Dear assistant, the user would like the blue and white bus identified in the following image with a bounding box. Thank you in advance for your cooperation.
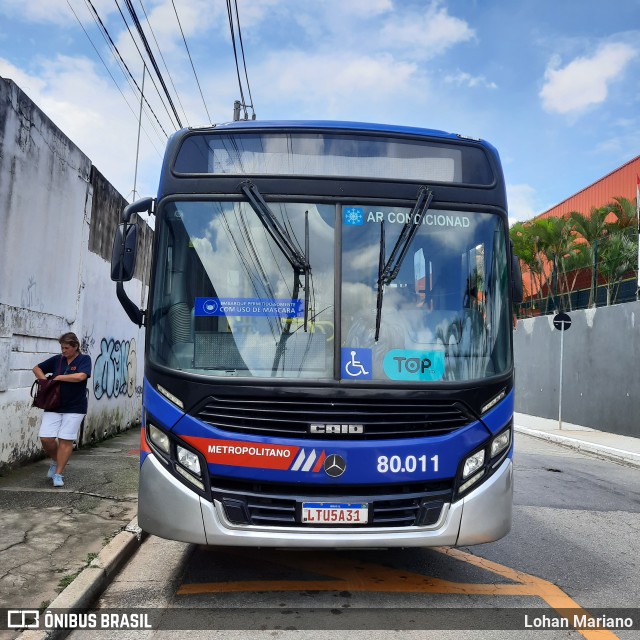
[112,120,522,547]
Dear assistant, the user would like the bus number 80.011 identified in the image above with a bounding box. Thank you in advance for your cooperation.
[377,454,439,474]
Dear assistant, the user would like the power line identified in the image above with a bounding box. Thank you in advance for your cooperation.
[113,0,183,133]
[232,0,255,119]
[123,0,183,129]
[66,0,163,155]
[226,0,255,120]
[170,0,212,124]
[137,0,190,127]
[82,0,170,138]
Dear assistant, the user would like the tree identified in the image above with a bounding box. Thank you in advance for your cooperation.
[530,216,576,311]
[561,243,590,310]
[606,196,638,237]
[509,222,539,315]
[568,207,610,307]
[599,232,636,305]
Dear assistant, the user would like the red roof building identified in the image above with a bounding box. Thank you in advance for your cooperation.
[536,155,640,221]
[518,155,640,311]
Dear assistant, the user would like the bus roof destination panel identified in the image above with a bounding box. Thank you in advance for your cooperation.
[173,131,494,186]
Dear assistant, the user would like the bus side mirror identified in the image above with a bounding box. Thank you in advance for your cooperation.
[111,223,138,282]
[511,253,523,304]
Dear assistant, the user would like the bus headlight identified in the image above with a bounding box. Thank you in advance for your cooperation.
[149,424,170,455]
[456,424,512,497]
[145,419,208,494]
[177,445,201,476]
[176,445,204,490]
[462,449,485,479]
[491,429,511,458]
[458,449,486,495]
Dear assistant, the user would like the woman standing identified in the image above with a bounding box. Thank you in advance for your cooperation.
[32,332,92,487]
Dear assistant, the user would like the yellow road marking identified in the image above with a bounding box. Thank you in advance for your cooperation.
[439,548,618,640]
[177,547,619,639]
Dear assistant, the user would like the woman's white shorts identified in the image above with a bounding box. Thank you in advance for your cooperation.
[39,412,84,441]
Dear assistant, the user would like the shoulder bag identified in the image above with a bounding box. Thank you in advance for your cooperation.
[31,356,63,411]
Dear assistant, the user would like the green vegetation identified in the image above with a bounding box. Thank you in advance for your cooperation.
[57,573,78,590]
[56,552,101,591]
[510,196,639,316]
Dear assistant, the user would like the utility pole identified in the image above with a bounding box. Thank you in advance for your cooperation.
[132,66,146,202]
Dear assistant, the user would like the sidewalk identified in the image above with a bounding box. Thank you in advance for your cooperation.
[1,415,639,640]
[0,427,141,640]
[514,412,640,469]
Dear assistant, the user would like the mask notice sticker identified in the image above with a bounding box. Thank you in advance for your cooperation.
[194,297,303,317]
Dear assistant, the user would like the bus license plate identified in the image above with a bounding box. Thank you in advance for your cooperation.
[301,502,368,524]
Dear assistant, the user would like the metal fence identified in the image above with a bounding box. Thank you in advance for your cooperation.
[516,277,638,317]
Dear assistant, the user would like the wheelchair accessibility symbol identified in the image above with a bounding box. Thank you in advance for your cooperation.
[341,348,372,380]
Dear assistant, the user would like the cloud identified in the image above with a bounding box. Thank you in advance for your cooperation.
[507,184,538,224]
[273,0,473,63]
[256,51,419,118]
[444,71,497,90]
[0,58,46,96]
[540,42,637,115]
[0,0,115,25]
[379,1,475,60]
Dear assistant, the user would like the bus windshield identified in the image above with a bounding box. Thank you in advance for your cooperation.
[149,200,510,382]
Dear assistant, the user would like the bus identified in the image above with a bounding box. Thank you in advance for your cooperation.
[111,120,523,548]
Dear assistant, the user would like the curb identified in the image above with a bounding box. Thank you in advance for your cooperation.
[16,518,146,640]
[515,426,640,469]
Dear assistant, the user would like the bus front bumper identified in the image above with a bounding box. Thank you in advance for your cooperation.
[138,453,512,547]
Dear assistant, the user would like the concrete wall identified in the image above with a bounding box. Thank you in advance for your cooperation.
[0,78,152,469]
[514,301,640,437]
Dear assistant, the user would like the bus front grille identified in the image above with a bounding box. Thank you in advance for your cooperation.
[196,395,473,439]
[213,480,452,528]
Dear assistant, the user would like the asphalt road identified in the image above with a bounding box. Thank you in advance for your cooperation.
[66,432,640,639]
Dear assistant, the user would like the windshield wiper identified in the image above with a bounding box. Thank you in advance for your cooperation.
[375,186,433,341]
[375,220,386,341]
[241,181,310,275]
[240,182,314,375]
[241,181,312,339]
[304,210,310,332]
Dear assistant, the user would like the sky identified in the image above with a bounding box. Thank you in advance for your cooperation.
[0,0,639,224]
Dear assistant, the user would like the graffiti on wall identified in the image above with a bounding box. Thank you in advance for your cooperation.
[81,330,96,356]
[93,337,137,399]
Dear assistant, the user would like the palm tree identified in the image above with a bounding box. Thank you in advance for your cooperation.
[607,196,638,237]
[561,243,590,310]
[568,207,610,307]
[604,196,639,300]
[599,232,636,305]
[509,222,538,316]
[530,216,575,311]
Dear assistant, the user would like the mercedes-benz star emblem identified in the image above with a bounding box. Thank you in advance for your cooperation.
[323,454,346,478]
